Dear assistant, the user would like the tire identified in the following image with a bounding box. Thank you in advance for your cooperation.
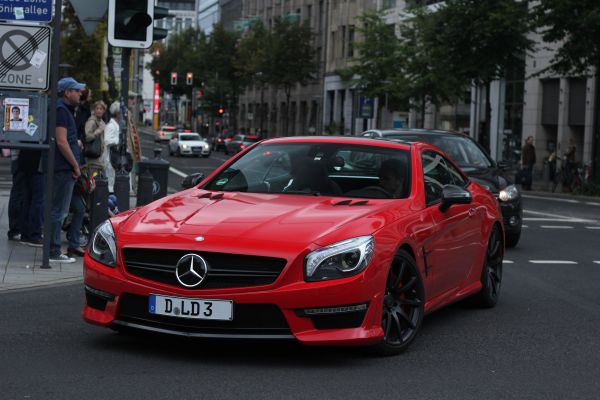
[176,148,182,157]
[505,230,520,248]
[470,225,503,308]
[371,249,425,356]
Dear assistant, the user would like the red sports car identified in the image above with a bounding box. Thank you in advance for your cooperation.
[83,136,504,355]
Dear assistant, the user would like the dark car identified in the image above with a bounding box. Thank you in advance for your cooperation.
[363,128,522,247]
[212,132,235,152]
[225,134,260,155]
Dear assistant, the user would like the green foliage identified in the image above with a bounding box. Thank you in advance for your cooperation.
[60,1,104,96]
[533,0,600,75]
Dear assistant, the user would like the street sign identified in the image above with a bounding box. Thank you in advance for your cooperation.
[0,23,51,91]
[69,0,108,37]
[358,96,375,119]
[0,0,53,23]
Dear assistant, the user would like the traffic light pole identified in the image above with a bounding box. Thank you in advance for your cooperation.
[115,47,132,212]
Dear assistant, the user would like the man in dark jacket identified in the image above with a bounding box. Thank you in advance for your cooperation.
[521,136,536,190]
[48,77,85,263]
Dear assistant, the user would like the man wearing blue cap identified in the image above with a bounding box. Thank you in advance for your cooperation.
[48,77,85,263]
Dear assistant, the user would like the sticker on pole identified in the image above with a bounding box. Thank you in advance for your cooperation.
[0,23,51,91]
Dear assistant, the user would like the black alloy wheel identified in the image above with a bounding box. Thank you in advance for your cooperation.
[470,224,503,308]
[373,250,424,356]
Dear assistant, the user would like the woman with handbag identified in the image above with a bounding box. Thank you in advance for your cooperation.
[83,100,107,177]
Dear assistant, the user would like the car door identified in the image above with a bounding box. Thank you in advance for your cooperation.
[421,150,482,298]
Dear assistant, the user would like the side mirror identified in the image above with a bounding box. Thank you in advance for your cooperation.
[439,184,472,212]
[181,173,205,189]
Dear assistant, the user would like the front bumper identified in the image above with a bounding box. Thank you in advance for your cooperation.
[82,254,385,346]
[499,197,522,234]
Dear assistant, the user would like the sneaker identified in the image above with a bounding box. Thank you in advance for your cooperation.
[21,238,44,248]
[49,254,76,263]
[67,247,86,257]
[8,233,21,241]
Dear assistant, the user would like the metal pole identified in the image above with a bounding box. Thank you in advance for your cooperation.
[593,69,600,183]
[41,0,63,269]
[115,47,131,212]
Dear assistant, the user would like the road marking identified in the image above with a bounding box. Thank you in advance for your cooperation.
[523,209,597,223]
[586,226,600,230]
[169,165,187,178]
[539,225,574,229]
[502,260,514,264]
[529,260,578,264]
[585,202,600,206]
[522,225,528,228]
[522,194,579,203]
[594,261,600,264]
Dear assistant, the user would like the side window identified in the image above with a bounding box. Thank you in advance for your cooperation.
[422,150,454,205]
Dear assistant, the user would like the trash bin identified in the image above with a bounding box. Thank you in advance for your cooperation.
[138,149,170,202]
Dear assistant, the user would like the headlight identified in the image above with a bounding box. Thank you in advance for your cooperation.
[304,236,374,282]
[499,184,520,202]
[182,144,189,149]
[89,220,117,267]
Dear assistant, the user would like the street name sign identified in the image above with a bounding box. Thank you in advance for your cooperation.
[0,0,53,23]
[0,23,51,91]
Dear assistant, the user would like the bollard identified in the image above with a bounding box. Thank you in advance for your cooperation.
[136,168,154,206]
[138,153,170,201]
[90,172,109,233]
[114,169,130,212]
[153,148,163,159]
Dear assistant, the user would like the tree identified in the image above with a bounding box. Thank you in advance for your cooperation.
[60,1,104,98]
[268,17,318,135]
[401,0,534,141]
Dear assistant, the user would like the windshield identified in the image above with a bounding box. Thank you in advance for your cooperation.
[204,142,411,199]
[385,134,493,171]
[180,134,201,141]
[244,136,259,143]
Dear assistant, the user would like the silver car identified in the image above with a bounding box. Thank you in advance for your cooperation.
[168,132,211,157]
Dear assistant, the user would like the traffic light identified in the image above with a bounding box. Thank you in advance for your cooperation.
[170,72,177,85]
[108,0,154,48]
[186,72,193,86]
[153,6,170,41]
[218,107,225,116]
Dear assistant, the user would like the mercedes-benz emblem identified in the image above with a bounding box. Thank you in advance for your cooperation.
[175,254,208,288]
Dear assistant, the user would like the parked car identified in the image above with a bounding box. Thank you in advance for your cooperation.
[362,128,522,247]
[155,125,177,142]
[224,134,260,155]
[212,132,235,152]
[168,132,211,157]
[84,136,504,355]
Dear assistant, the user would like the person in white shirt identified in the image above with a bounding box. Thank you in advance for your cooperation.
[104,102,121,192]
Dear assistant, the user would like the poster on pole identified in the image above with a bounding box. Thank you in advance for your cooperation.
[4,97,29,132]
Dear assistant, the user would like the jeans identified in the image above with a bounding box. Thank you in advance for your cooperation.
[8,160,24,238]
[49,171,75,257]
[68,192,86,249]
[19,172,45,242]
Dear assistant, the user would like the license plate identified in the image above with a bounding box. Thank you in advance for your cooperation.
[149,294,233,321]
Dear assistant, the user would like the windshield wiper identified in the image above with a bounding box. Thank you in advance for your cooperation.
[282,190,321,196]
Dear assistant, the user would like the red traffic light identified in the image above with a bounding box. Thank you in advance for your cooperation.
[218,107,224,115]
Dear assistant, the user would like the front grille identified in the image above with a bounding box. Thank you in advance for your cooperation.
[122,248,287,289]
[116,293,292,337]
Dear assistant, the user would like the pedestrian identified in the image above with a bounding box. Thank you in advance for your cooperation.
[17,147,44,247]
[521,136,536,190]
[48,77,85,264]
[83,100,107,177]
[127,92,142,192]
[104,101,121,192]
[7,149,23,241]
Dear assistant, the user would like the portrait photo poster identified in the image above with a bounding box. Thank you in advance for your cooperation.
[4,98,30,132]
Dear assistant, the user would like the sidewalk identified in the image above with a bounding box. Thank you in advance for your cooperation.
[0,191,83,292]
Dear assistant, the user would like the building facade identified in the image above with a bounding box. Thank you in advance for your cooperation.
[236,0,329,137]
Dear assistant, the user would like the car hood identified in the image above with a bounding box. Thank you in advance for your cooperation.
[120,190,402,247]
[465,167,511,194]
[178,140,207,146]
